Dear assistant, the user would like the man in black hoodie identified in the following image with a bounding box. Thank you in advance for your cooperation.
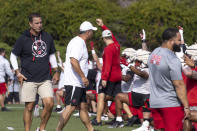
[10,13,59,131]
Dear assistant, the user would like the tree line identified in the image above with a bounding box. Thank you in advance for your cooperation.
[0,0,197,56]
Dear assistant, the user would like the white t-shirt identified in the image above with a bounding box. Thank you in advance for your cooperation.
[64,36,88,88]
[121,65,133,93]
[132,68,150,94]
[58,71,65,89]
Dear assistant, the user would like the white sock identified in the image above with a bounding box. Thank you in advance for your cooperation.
[57,105,61,108]
[116,116,123,122]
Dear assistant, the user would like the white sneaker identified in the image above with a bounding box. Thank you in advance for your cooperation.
[73,111,91,117]
[132,120,150,131]
[101,115,109,121]
[35,127,46,131]
[88,112,92,117]
[34,105,40,117]
[73,112,80,117]
[35,127,40,131]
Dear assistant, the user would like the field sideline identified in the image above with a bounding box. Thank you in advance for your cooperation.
[0,104,139,131]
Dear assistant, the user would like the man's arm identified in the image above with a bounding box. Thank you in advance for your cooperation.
[122,74,132,82]
[173,80,190,119]
[140,29,148,51]
[96,18,118,43]
[49,53,59,84]
[90,41,102,71]
[10,52,27,85]
[70,57,89,87]
[129,66,149,79]
[183,55,197,79]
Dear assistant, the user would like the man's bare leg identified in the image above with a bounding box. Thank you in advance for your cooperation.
[91,100,97,113]
[79,102,94,131]
[56,90,63,106]
[56,105,76,131]
[96,93,105,122]
[115,93,130,117]
[123,103,133,118]
[24,102,35,131]
[0,94,5,108]
[39,97,54,130]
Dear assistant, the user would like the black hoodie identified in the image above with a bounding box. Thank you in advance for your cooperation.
[12,30,56,82]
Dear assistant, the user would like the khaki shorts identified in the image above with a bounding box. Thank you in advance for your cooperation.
[21,80,53,102]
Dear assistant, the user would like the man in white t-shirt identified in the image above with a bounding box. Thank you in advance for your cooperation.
[56,21,97,131]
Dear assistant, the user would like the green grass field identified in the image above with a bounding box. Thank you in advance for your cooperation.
[0,104,139,131]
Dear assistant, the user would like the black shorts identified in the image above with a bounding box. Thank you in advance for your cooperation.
[132,91,149,107]
[8,92,19,102]
[64,85,87,106]
[98,81,121,97]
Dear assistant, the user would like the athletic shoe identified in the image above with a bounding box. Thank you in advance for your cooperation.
[35,127,46,131]
[73,112,80,117]
[55,107,63,114]
[1,107,10,112]
[132,120,150,131]
[125,115,138,126]
[108,121,124,128]
[34,105,40,117]
[101,115,109,121]
[88,112,92,117]
[91,118,102,126]
[105,118,116,125]
[73,111,91,117]
[90,111,97,116]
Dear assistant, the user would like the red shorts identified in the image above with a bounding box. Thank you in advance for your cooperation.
[108,93,136,116]
[0,83,7,95]
[151,107,184,131]
[109,101,116,115]
[87,90,97,94]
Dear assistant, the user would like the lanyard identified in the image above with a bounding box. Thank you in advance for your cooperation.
[30,32,42,61]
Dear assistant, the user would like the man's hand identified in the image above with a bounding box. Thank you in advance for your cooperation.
[184,55,195,67]
[122,75,132,82]
[96,18,104,27]
[17,73,27,86]
[52,72,59,84]
[102,80,107,88]
[57,51,60,57]
[7,80,13,86]
[183,66,193,77]
[82,77,89,87]
[140,29,146,41]
[184,108,191,119]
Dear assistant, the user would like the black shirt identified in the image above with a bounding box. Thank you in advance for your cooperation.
[12,30,56,82]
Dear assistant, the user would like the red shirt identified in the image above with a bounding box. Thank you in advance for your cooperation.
[182,67,197,106]
[101,25,122,82]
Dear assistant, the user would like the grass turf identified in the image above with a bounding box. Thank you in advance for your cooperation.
[0,104,139,131]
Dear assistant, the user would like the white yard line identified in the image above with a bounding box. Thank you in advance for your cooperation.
[7,106,24,109]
